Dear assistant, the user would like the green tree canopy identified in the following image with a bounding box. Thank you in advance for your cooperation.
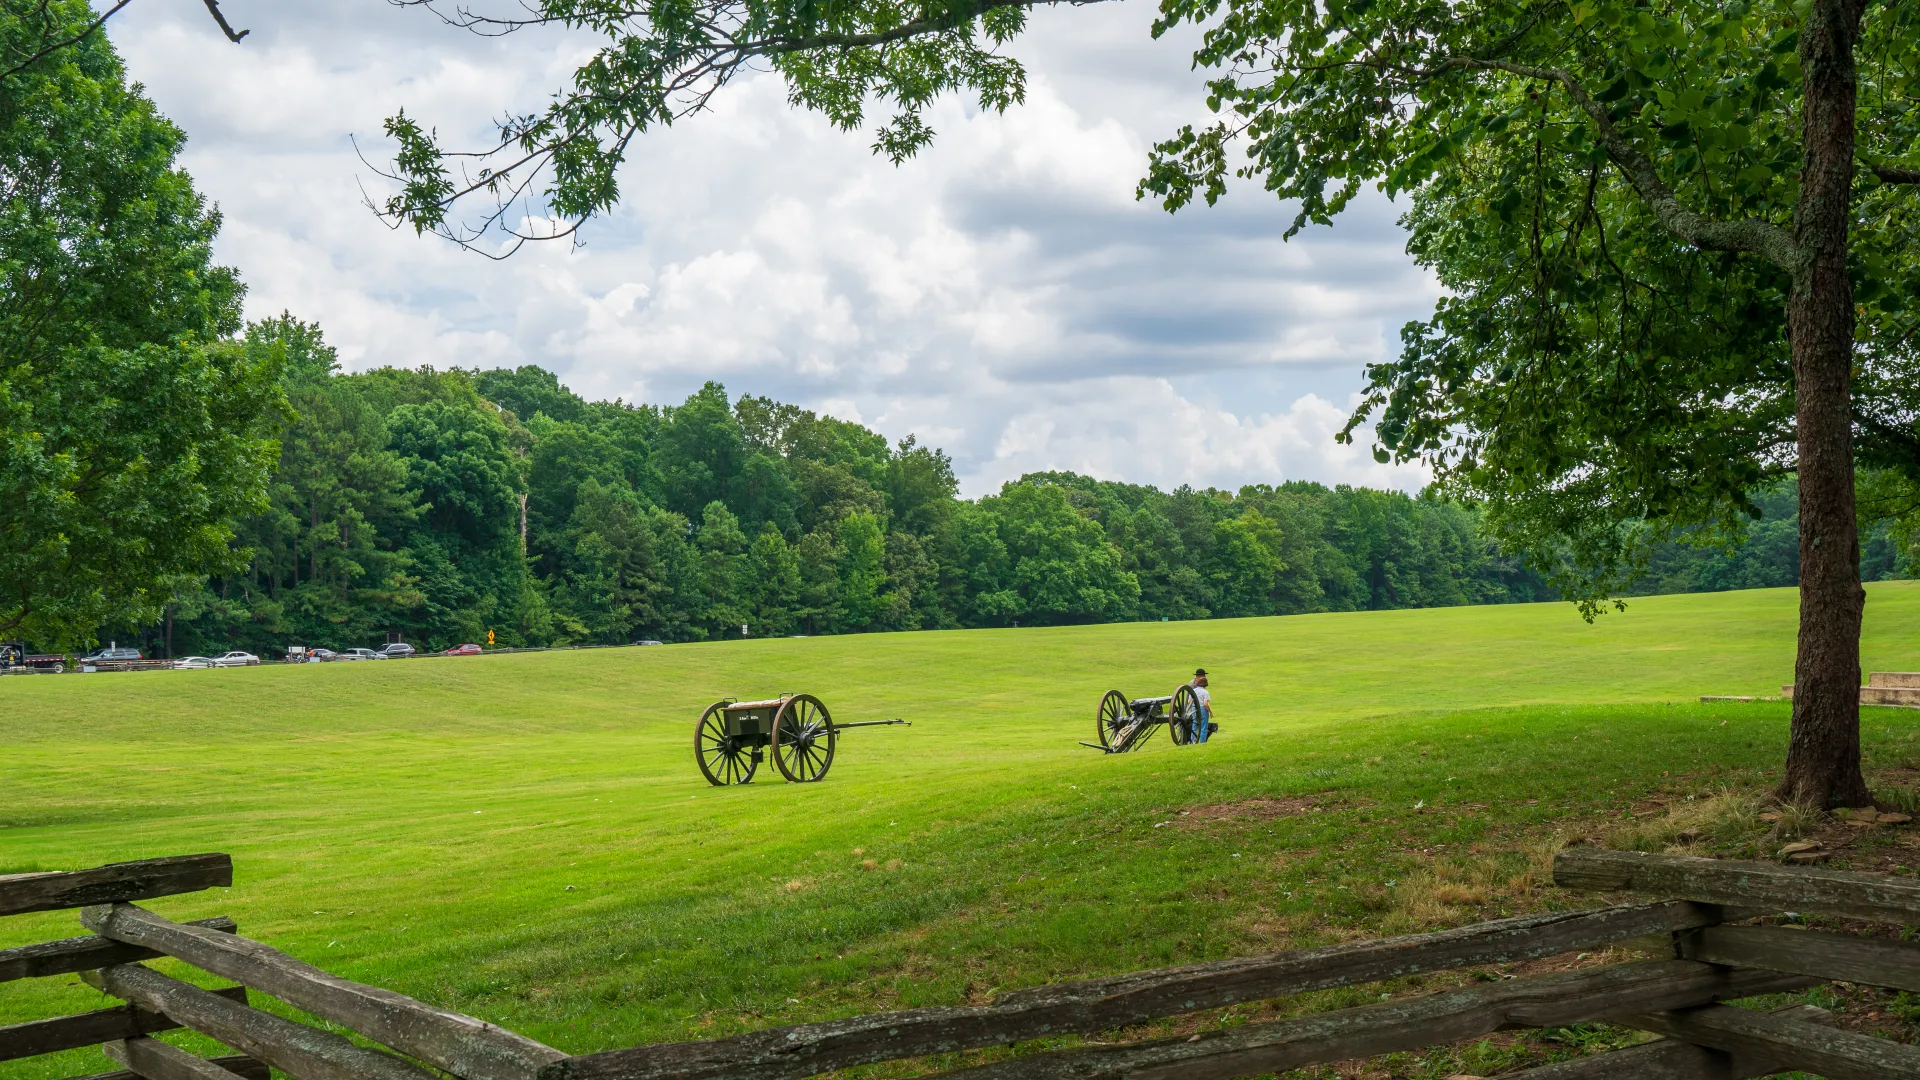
[0,3,283,647]
[387,400,520,550]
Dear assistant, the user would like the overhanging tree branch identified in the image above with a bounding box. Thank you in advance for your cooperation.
[1865,159,1920,184]
[1,0,247,86]
[371,0,1111,252]
[199,0,249,42]
[1446,57,1802,272]
[0,0,133,83]
[398,0,1095,51]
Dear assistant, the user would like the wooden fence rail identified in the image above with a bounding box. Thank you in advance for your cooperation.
[3,848,1917,1080]
[0,856,231,919]
[78,903,562,1080]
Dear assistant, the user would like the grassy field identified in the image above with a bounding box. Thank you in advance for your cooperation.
[5,583,1920,1078]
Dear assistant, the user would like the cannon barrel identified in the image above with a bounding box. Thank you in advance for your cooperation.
[724,696,789,711]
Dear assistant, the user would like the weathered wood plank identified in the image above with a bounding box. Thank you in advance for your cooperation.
[1680,924,1920,991]
[911,961,1813,1080]
[83,903,563,1080]
[1622,1002,1920,1080]
[0,986,249,1062]
[546,901,1724,1080]
[64,1055,269,1080]
[82,964,437,1080]
[1499,1040,1733,1080]
[1499,1003,1835,1079]
[1554,847,1920,923]
[0,856,232,918]
[0,918,237,983]
[105,1038,258,1080]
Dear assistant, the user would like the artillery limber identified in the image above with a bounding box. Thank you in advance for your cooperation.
[1081,685,1206,753]
[694,693,909,785]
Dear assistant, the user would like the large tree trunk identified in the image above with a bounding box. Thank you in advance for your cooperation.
[1777,0,1871,809]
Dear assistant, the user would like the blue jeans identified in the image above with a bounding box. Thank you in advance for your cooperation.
[1192,704,1211,743]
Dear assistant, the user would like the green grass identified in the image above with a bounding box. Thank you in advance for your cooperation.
[5,583,1920,1078]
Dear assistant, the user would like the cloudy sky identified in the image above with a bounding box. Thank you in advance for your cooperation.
[111,0,1439,497]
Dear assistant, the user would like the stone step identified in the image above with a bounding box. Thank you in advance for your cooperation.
[1780,682,1920,708]
[1869,671,1920,689]
[1865,685,1920,707]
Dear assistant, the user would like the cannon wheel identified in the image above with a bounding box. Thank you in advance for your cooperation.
[695,700,757,786]
[1170,684,1199,745]
[1096,690,1130,749]
[773,694,837,782]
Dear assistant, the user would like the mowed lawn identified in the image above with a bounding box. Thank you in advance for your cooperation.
[5,583,1920,1078]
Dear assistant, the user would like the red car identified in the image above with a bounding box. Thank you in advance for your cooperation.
[444,643,483,656]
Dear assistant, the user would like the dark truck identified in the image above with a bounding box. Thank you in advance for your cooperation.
[0,642,68,674]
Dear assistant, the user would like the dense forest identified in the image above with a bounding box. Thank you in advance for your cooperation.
[88,317,1906,658]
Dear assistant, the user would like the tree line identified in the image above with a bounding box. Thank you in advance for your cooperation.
[1630,479,1911,598]
[93,317,1882,659]
[147,316,1551,655]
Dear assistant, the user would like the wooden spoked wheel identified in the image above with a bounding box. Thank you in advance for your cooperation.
[1169,685,1200,745]
[772,694,837,782]
[1097,690,1129,749]
[695,700,757,786]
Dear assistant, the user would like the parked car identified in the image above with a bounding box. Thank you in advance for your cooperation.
[376,643,416,658]
[307,648,338,663]
[174,656,215,669]
[444,643,483,656]
[212,651,260,667]
[339,648,386,661]
[632,640,664,646]
[84,644,142,663]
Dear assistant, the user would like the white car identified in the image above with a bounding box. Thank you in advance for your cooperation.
[212,650,260,667]
[174,656,215,669]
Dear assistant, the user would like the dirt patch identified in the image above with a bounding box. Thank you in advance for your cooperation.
[1174,796,1323,827]
[1754,814,1920,875]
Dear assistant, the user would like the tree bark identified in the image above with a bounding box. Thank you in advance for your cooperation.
[1777,0,1872,809]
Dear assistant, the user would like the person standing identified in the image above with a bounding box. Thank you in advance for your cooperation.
[1189,668,1214,743]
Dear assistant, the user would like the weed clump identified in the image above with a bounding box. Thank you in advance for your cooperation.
[1764,800,1823,842]
[1604,790,1760,854]
[1380,860,1500,933]
[1875,785,1920,815]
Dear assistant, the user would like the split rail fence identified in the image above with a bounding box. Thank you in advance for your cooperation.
[4,849,1920,1080]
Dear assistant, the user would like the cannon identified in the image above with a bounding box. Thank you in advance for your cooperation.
[1080,685,1207,753]
[694,694,909,785]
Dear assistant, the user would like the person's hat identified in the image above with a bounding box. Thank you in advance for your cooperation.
[1194,668,1208,676]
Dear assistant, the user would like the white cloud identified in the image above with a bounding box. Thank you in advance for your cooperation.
[111,0,1440,498]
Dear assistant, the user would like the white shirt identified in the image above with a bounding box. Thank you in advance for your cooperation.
[1193,686,1210,708]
